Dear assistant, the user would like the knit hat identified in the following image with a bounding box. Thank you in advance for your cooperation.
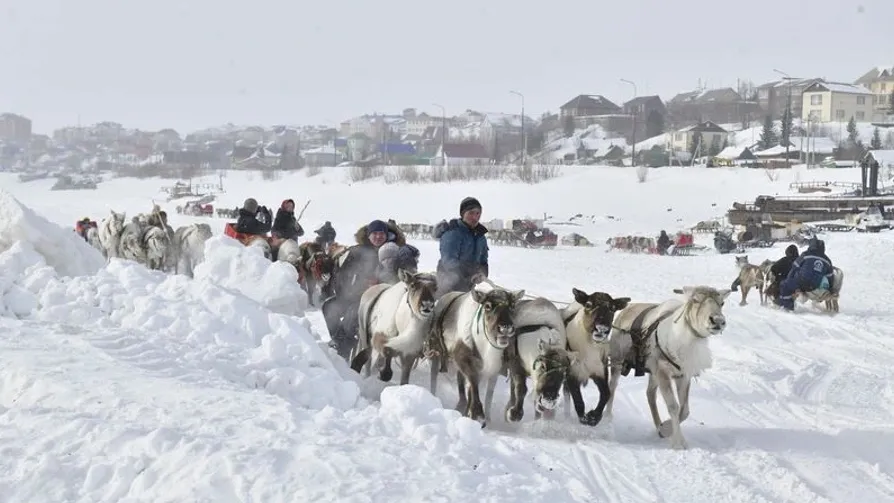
[367,219,388,235]
[459,197,481,216]
[378,242,400,263]
[243,198,259,213]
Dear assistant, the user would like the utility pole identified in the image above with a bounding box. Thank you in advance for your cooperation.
[433,103,446,166]
[773,69,792,169]
[510,90,526,166]
[621,78,638,166]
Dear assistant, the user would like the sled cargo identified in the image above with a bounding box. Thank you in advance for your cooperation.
[224,222,272,246]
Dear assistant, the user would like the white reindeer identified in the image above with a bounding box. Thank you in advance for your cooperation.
[428,283,525,426]
[606,286,730,449]
[97,210,126,259]
[172,223,213,277]
[352,270,438,385]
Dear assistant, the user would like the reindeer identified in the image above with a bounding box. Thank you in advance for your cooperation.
[734,255,765,305]
[481,296,573,423]
[98,210,126,259]
[351,270,438,385]
[427,284,525,426]
[561,288,630,426]
[278,240,334,306]
[606,286,730,449]
[171,223,213,277]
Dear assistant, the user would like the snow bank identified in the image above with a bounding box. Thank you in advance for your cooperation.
[0,231,359,412]
[194,235,308,315]
[0,188,105,277]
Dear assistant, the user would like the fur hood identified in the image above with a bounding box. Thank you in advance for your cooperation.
[354,220,406,246]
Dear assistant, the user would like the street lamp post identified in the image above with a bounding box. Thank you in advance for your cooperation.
[432,103,446,166]
[621,79,638,166]
[773,68,792,169]
[510,90,526,166]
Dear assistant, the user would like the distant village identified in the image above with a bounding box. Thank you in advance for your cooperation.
[3,65,894,183]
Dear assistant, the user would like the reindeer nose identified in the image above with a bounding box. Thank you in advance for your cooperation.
[420,300,434,313]
[709,314,726,329]
[497,324,515,336]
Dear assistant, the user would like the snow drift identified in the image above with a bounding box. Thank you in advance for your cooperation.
[0,188,106,277]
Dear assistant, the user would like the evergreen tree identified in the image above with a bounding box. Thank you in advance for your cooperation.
[645,110,665,138]
[759,115,778,150]
[780,108,793,145]
[689,131,703,157]
[846,116,860,146]
[871,127,883,150]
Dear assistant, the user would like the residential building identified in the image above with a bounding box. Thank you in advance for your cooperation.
[479,112,537,161]
[800,82,873,122]
[304,145,344,167]
[622,95,667,139]
[0,113,33,144]
[756,78,824,119]
[667,121,728,154]
[854,66,894,121]
[666,88,758,127]
[560,95,622,118]
[405,112,444,136]
[433,143,490,167]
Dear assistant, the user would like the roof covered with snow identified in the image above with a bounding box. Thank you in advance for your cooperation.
[804,82,873,95]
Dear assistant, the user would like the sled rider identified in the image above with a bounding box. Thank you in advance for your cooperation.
[272,199,305,241]
[323,219,406,359]
[776,238,833,311]
[656,230,672,255]
[435,196,489,297]
[377,241,421,284]
[314,221,337,251]
[76,217,93,241]
[235,198,272,236]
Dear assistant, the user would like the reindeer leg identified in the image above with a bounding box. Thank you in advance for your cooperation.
[454,371,468,414]
[379,351,394,382]
[467,378,486,425]
[739,285,750,306]
[583,371,611,426]
[504,369,526,423]
[674,376,692,423]
[646,373,663,432]
[398,353,415,385]
[564,375,590,425]
[483,375,498,421]
[656,373,687,449]
[428,355,440,394]
[604,364,622,421]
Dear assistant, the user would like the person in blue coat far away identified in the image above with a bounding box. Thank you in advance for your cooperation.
[776,237,833,311]
[435,196,490,297]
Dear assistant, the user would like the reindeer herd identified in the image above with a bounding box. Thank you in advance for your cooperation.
[86,207,213,277]
[347,266,734,450]
[84,206,337,305]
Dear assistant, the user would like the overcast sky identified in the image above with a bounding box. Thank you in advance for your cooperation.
[2,0,891,134]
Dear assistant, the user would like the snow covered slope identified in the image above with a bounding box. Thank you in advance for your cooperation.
[1,166,893,502]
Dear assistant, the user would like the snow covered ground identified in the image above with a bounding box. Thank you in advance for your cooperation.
[2,166,894,502]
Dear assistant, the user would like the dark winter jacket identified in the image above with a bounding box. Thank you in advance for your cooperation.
[315,222,337,244]
[272,200,304,240]
[769,244,800,282]
[235,207,272,235]
[332,221,407,302]
[657,231,671,252]
[436,218,489,294]
[787,240,833,290]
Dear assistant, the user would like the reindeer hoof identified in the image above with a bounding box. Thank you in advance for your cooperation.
[505,408,524,423]
[657,419,674,438]
[580,409,603,426]
[739,301,747,306]
[378,367,393,382]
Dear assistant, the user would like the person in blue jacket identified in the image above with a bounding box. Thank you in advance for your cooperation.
[776,237,833,311]
[435,197,489,296]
